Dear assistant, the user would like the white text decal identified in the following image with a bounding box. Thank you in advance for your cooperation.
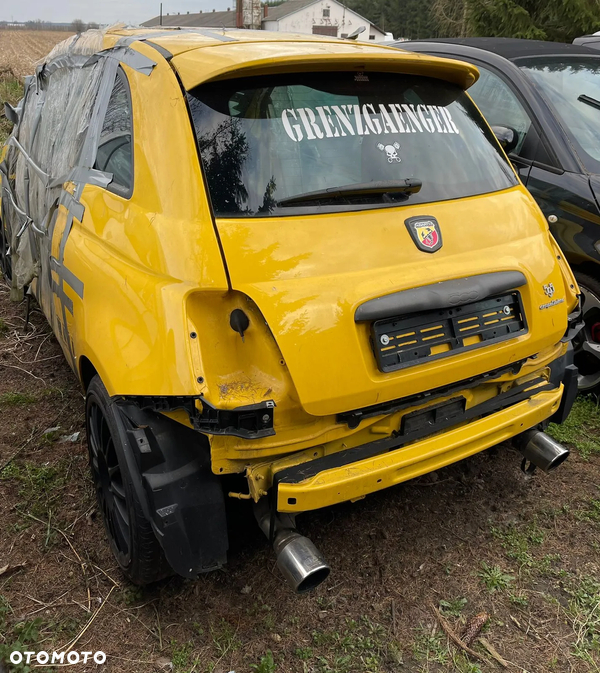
[281,103,459,142]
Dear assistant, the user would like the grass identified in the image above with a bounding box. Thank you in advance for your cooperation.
[566,576,600,662]
[548,396,600,458]
[300,616,394,672]
[0,391,37,406]
[490,520,546,570]
[577,498,600,523]
[1,459,67,526]
[0,75,23,145]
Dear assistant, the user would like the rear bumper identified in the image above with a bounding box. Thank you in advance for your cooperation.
[275,384,563,513]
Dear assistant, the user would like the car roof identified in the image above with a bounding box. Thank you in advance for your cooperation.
[397,37,600,61]
[98,27,479,91]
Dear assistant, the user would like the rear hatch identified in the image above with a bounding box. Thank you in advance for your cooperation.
[181,56,568,416]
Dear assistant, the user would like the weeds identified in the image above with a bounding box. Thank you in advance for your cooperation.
[452,652,484,673]
[210,618,240,658]
[439,597,467,618]
[295,647,313,660]
[170,640,193,672]
[250,650,276,673]
[307,617,391,672]
[0,618,43,672]
[478,561,515,592]
[412,627,449,666]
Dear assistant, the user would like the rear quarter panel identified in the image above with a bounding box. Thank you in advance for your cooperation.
[58,46,229,396]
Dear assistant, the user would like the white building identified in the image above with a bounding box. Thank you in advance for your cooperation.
[143,0,389,41]
[263,0,388,41]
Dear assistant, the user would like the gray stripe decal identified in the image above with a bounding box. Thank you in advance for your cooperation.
[50,257,84,298]
[51,277,74,313]
[84,46,156,76]
[48,167,113,189]
[185,28,238,42]
[58,190,85,222]
[143,40,173,61]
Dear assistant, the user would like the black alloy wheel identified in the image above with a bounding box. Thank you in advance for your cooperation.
[0,204,12,282]
[85,376,171,585]
[573,271,600,395]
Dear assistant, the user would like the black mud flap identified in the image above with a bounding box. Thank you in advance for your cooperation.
[549,345,578,425]
[112,401,228,578]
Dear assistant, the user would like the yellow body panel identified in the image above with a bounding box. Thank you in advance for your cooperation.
[5,28,580,516]
[276,384,563,512]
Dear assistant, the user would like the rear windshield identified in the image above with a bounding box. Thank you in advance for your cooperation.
[187,72,517,217]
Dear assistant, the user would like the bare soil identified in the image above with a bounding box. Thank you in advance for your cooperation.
[0,30,73,79]
[1,280,600,673]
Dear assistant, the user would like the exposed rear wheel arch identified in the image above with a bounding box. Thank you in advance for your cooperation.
[86,375,172,585]
[79,356,99,393]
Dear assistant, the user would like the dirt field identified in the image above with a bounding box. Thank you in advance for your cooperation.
[1,283,600,673]
[0,30,72,79]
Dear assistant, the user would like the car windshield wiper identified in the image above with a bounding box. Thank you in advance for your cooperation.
[276,179,422,207]
[578,94,600,110]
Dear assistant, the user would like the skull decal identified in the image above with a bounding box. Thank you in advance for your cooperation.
[377,141,401,163]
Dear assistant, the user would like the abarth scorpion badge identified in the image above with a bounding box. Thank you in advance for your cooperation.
[405,216,443,253]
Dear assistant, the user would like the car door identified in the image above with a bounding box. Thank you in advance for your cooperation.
[431,56,598,267]
[465,64,596,254]
[466,64,537,184]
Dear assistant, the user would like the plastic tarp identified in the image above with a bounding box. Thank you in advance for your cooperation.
[2,31,106,296]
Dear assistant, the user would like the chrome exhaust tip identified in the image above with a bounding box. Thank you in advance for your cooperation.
[255,500,330,593]
[273,529,330,593]
[517,430,570,473]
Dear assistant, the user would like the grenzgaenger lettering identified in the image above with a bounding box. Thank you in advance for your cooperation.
[281,103,460,142]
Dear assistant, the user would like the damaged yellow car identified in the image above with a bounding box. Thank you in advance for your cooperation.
[0,27,583,592]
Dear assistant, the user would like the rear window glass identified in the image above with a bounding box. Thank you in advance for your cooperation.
[187,72,517,217]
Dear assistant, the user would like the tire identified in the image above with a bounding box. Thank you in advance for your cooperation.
[573,270,600,396]
[0,201,12,283]
[85,376,172,585]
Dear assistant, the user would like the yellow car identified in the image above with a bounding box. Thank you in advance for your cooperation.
[0,27,583,592]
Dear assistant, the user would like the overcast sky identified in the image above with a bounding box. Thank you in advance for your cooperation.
[3,0,232,25]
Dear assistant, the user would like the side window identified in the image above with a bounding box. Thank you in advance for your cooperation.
[95,68,133,195]
[467,66,532,155]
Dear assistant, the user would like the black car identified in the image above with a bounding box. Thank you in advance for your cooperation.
[393,38,600,394]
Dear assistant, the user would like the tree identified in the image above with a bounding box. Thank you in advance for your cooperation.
[344,0,600,42]
[345,0,438,39]
[71,19,86,34]
[434,0,600,41]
